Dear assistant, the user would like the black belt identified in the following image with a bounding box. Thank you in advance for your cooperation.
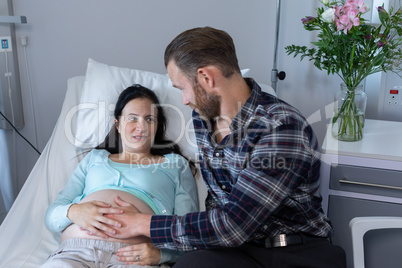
[251,233,329,248]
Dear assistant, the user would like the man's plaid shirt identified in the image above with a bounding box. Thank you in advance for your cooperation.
[150,79,332,251]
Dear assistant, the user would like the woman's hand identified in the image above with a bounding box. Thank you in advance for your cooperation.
[117,243,161,266]
[67,201,123,239]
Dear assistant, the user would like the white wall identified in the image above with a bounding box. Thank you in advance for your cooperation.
[7,0,382,202]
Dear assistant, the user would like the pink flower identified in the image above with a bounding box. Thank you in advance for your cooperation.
[344,0,367,13]
[355,0,368,13]
[334,6,344,26]
[343,1,354,13]
[334,0,364,33]
[349,10,361,26]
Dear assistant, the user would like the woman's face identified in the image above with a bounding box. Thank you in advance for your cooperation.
[116,97,158,154]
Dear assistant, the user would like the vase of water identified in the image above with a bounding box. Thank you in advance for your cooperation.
[331,83,367,141]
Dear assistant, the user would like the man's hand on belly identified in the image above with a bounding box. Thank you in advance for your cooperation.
[105,196,152,240]
[67,201,124,239]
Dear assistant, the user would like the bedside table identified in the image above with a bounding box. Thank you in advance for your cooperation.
[319,119,402,268]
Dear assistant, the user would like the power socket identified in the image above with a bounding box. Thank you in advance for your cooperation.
[0,36,12,52]
[383,86,402,121]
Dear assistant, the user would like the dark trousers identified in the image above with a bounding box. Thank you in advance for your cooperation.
[173,240,346,268]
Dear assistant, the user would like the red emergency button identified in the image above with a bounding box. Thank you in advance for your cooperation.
[390,89,399,94]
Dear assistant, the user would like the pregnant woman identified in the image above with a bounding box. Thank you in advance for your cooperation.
[41,84,199,267]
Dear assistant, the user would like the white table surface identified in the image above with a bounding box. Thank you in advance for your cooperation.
[322,119,402,162]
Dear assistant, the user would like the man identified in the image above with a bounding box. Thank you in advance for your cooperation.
[109,26,346,267]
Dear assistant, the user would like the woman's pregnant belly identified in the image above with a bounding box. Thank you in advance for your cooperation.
[61,189,155,244]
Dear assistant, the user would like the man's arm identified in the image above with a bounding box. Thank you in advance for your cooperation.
[148,122,324,250]
[109,123,323,250]
[106,196,152,238]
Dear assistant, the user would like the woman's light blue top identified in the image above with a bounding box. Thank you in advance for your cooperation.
[45,149,199,264]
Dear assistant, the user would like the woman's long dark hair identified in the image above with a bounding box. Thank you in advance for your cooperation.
[96,84,197,175]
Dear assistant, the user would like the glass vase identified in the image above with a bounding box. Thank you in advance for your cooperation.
[331,83,367,141]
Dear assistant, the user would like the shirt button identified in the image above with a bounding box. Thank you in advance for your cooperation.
[193,247,197,250]
[164,243,168,247]
[222,185,226,190]
[162,210,167,214]
[215,152,220,157]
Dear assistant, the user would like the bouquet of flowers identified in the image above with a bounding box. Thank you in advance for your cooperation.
[286,0,402,141]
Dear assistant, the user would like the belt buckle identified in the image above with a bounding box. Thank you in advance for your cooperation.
[273,234,287,247]
[265,234,287,248]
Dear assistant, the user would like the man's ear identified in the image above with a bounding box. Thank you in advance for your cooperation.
[197,66,216,89]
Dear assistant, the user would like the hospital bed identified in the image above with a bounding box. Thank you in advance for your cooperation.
[0,59,275,267]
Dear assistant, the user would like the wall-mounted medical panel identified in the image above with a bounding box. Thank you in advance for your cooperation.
[0,2,24,129]
[378,71,402,122]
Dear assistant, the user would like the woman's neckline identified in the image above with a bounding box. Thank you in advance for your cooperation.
[108,153,166,166]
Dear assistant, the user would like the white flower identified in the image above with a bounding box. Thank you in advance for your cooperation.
[322,8,335,23]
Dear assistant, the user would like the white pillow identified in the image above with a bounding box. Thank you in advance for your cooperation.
[74,59,250,161]
[259,83,276,96]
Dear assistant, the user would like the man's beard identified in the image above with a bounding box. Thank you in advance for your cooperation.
[194,83,222,120]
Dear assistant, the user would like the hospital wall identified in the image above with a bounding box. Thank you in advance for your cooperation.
[0,0,383,216]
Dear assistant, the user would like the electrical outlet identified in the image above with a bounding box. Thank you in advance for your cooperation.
[383,86,402,121]
[0,36,12,52]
